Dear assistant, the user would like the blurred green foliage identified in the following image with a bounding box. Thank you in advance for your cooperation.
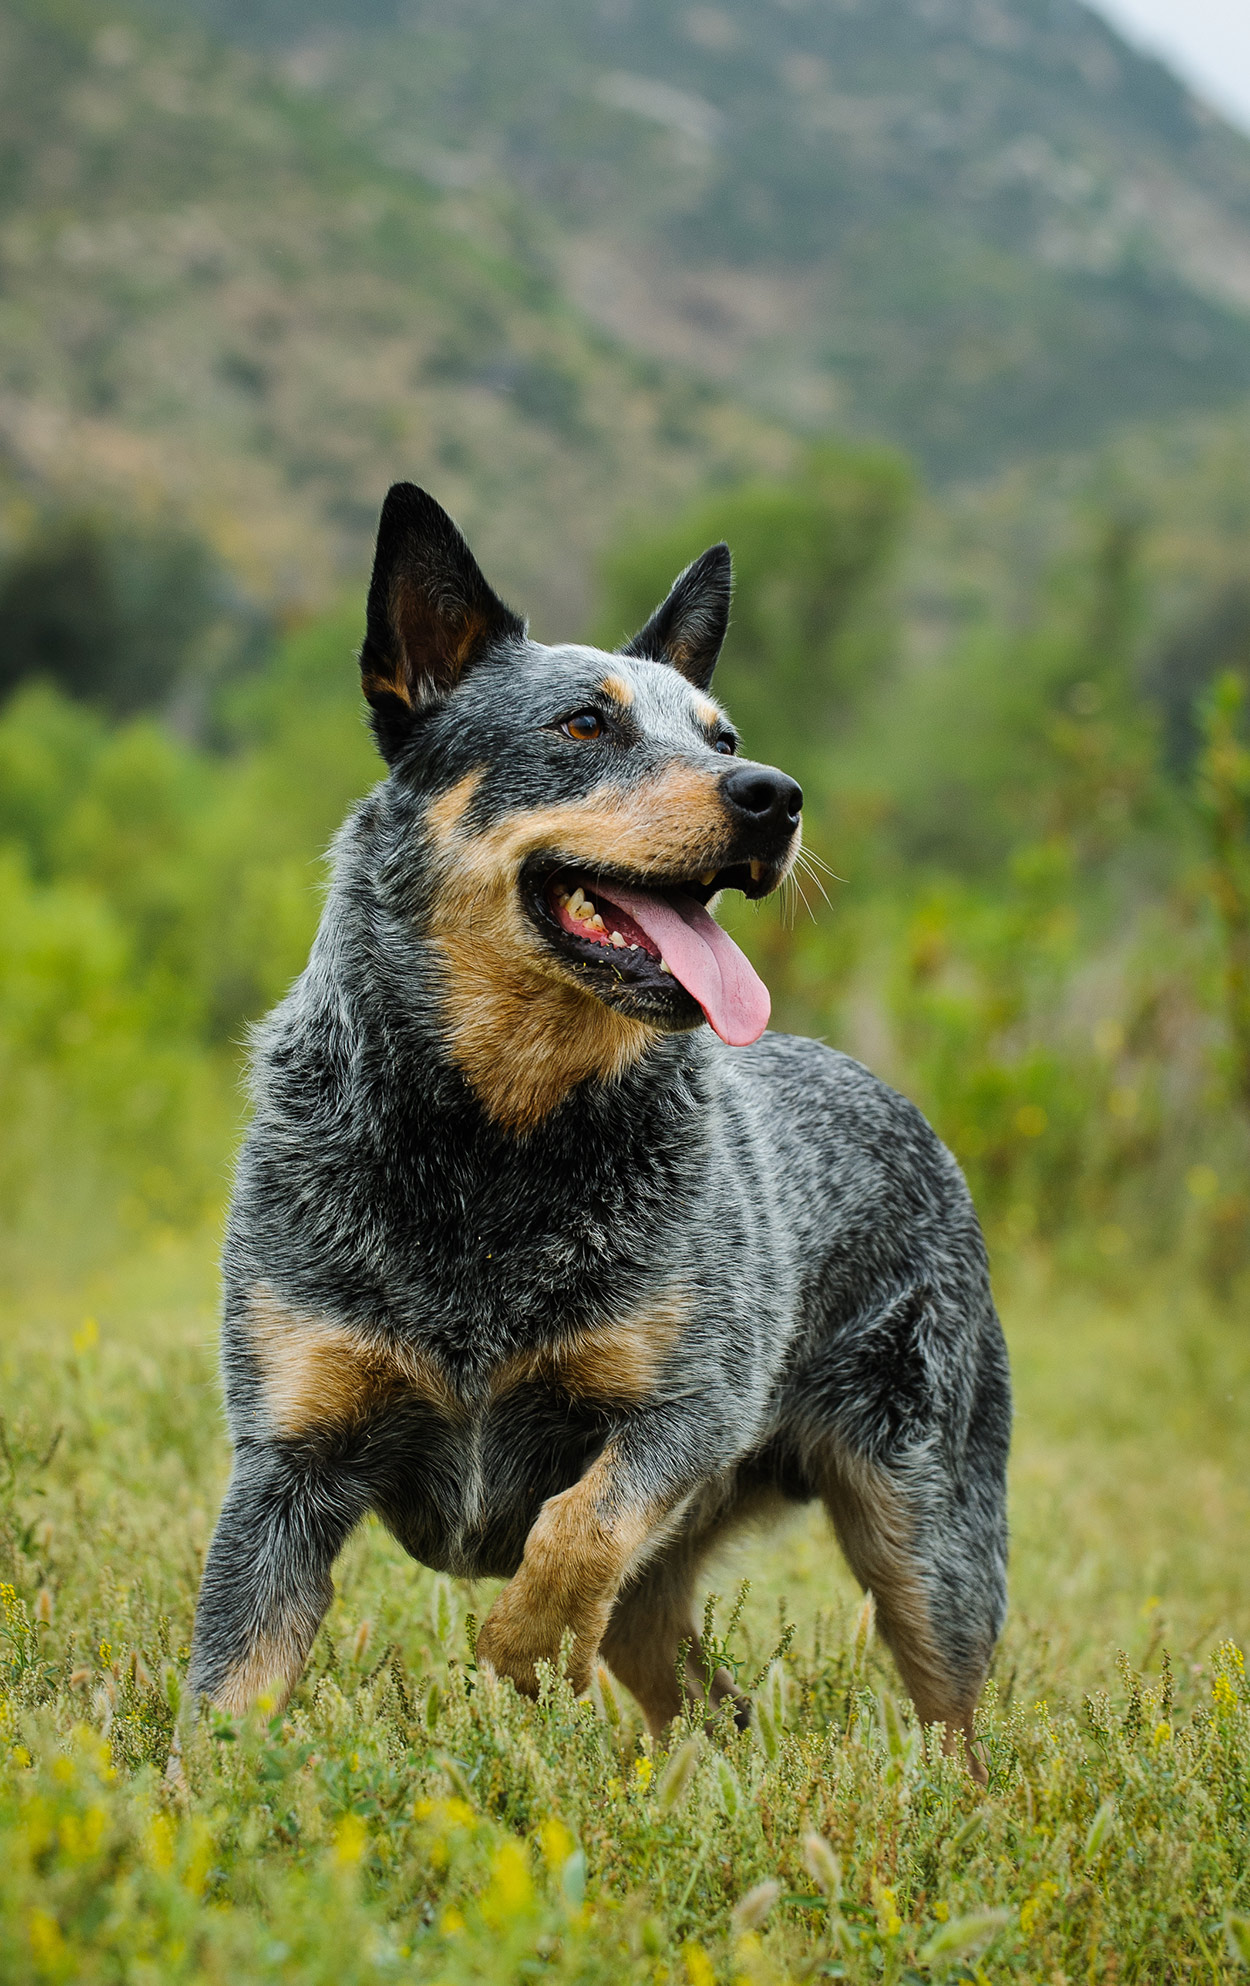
[0,606,375,1285]
[1199,674,1250,1119]
[0,512,267,724]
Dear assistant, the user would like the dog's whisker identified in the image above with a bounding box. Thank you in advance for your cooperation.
[795,856,833,908]
[799,849,847,885]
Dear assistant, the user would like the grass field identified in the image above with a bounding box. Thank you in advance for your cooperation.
[2,1223,1248,1984]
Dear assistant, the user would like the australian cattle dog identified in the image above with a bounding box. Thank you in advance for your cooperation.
[190,484,1010,1772]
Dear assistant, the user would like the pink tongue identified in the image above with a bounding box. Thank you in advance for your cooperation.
[596,883,771,1047]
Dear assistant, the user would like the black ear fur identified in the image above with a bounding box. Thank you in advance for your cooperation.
[359,484,525,760]
[621,543,732,690]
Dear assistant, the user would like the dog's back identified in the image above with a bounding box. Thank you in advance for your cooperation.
[191,486,1009,1767]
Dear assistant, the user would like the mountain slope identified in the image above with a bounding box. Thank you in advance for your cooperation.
[0,0,790,624]
[165,0,1250,476]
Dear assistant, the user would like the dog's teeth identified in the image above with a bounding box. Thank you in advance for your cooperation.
[659,960,672,974]
[590,912,606,932]
[610,931,626,948]
[700,870,716,887]
[750,860,763,882]
[628,941,640,950]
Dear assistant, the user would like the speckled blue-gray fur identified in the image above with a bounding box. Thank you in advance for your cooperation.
[189,485,1010,1770]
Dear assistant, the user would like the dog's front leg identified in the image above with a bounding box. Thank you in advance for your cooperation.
[475,1437,670,1699]
[189,1442,369,1714]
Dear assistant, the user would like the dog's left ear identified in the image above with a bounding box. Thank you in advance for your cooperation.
[360,483,526,760]
[620,543,732,690]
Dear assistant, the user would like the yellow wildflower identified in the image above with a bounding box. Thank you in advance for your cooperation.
[683,1941,716,1986]
[538,1817,574,1870]
[333,1813,368,1866]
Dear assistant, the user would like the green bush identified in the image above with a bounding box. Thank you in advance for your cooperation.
[0,607,377,1283]
[0,513,266,724]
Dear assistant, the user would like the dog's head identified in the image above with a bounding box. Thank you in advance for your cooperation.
[359,484,802,1129]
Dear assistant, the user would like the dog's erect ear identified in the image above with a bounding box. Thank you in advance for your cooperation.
[620,543,732,690]
[359,484,526,759]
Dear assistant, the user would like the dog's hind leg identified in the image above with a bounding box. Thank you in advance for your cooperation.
[189,1443,368,1714]
[816,1446,988,1773]
[599,1480,773,1739]
[802,1292,1011,1779]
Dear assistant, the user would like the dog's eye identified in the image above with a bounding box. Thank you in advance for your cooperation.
[714,733,737,756]
[562,711,604,742]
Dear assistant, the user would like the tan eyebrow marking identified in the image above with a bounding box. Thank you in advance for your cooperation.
[695,697,722,729]
[599,674,635,706]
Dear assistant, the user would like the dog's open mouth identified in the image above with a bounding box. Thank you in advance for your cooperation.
[524,861,775,1046]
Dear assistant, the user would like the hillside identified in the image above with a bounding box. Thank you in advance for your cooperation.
[7,0,1250,630]
[154,0,1250,478]
[0,0,789,626]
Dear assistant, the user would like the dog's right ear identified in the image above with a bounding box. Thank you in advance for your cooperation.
[359,484,526,761]
[620,543,732,690]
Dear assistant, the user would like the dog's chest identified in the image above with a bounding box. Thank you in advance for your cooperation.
[372,1375,614,1580]
[242,1286,687,1579]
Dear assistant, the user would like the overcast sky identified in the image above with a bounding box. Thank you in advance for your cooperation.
[1088,0,1250,133]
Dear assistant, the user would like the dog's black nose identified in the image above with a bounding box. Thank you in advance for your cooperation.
[720,764,803,829]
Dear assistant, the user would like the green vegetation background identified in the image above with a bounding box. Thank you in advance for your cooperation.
[3,434,1250,1980]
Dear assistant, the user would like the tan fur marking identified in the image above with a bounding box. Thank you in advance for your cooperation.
[599,673,635,706]
[212,1624,310,1716]
[475,1445,661,1697]
[454,610,489,668]
[426,769,485,847]
[246,1287,457,1438]
[493,1295,686,1403]
[695,697,721,729]
[362,664,412,708]
[426,764,735,1132]
[247,1286,683,1439]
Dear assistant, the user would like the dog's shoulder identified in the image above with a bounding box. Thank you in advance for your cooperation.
[718,1028,981,1254]
[726,1029,952,1156]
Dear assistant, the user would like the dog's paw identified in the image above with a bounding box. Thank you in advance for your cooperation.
[475,1580,603,1699]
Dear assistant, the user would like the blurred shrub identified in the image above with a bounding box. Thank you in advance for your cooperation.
[0,607,376,1283]
[846,514,1163,875]
[1197,672,1250,1121]
[1151,582,1250,772]
[0,510,267,727]
[594,442,910,779]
